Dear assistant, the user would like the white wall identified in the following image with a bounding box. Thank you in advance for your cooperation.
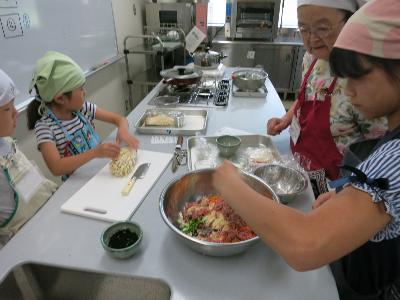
[14,0,147,184]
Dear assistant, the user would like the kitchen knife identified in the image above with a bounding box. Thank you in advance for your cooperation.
[172,136,183,173]
[121,163,150,196]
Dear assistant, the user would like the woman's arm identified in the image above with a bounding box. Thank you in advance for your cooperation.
[213,161,391,271]
[95,108,139,149]
[267,100,297,135]
[39,141,120,176]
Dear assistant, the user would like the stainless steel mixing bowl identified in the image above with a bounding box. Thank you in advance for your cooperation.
[159,169,279,256]
[253,164,308,204]
[231,69,268,91]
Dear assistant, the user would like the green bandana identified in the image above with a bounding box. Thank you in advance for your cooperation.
[29,51,85,103]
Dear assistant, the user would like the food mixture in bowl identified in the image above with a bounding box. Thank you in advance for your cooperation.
[177,194,256,243]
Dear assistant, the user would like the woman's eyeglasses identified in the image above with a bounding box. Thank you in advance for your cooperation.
[298,19,346,39]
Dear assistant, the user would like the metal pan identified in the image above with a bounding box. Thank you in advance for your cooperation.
[160,66,203,87]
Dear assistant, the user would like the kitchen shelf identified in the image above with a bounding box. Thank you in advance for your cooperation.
[123,26,186,110]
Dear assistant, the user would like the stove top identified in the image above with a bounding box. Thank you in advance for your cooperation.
[148,79,230,108]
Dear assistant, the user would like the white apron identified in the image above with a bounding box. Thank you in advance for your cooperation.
[0,138,57,242]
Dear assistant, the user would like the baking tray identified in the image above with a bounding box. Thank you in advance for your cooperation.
[187,135,281,171]
[135,108,208,136]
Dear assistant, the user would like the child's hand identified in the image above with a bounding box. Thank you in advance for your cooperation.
[116,127,139,149]
[94,142,120,159]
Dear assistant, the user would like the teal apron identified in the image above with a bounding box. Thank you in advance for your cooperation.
[47,110,101,180]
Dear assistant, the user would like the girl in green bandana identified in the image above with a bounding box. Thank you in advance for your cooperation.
[26,51,139,180]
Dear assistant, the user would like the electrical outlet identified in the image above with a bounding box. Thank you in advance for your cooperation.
[0,13,23,38]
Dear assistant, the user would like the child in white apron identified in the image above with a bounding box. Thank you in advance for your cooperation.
[26,51,139,180]
[0,69,58,248]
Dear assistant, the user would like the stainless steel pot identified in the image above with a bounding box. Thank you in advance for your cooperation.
[231,69,268,91]
[159,168,279,256]
[160,66,203,86]
[192,48,227,69]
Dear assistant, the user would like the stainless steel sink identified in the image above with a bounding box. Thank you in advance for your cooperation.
[0,263,171,300]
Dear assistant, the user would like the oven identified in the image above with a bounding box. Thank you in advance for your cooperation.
[145,3,194,34]
[225,0,281,40]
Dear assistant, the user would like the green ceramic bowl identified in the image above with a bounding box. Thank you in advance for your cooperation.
[101,221,143,259]
[216,135,242,157]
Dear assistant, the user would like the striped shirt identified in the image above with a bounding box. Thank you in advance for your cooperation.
[352,139,400,241]
[34,101,97,157]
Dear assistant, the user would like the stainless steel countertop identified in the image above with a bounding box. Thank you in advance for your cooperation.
[0,68,338,300]
[213,35,304,46]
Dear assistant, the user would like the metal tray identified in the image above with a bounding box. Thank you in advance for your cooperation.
[187,135,281,171]
[135,108,208,136]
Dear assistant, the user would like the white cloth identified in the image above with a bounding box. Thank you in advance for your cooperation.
[297,0,367,12]
[0,137,15,228]
[0,69,18,107]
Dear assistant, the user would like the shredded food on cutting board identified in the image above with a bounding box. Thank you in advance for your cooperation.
[109,148,137,177]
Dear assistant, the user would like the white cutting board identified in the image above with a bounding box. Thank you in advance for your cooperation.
[61,149,172,222]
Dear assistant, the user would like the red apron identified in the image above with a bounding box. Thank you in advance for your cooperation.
[290,59,342,180]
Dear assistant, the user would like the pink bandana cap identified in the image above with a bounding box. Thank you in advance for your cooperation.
[335,0,400,59]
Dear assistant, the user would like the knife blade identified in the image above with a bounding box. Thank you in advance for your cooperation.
[121,163,150,196]
[172,136,183,173]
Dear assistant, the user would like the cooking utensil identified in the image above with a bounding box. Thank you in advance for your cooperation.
[159,169,279,256]
[160,66,203,87]
[231,69,268,91]
[192,47,227,69]
[172,136,183,173]
[121,163,150,196]
[253,164,308,204]
[153,95,180,106]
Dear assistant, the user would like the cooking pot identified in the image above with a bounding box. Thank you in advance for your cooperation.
[231,69,268,91]
[160,66,203,86]
[192,48,227,69]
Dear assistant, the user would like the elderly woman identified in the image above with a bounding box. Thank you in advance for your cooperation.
[267,0,387,196]
[214,1,400,298]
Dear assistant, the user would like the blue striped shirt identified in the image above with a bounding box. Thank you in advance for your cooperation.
[352,139,400,242]
[34,101,97,157]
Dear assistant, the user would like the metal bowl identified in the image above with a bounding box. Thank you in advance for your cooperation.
[231,69,268,91]
[159,169,279,256]
[253,164,308,204]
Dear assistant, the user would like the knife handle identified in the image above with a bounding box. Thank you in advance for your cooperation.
[176,136,183,149]
[121,178,137,196]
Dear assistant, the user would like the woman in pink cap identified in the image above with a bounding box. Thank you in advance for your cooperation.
[213,0,400,298]
[267,0,387,197]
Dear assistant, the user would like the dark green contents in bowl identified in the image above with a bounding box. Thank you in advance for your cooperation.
[108,229,138,249]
